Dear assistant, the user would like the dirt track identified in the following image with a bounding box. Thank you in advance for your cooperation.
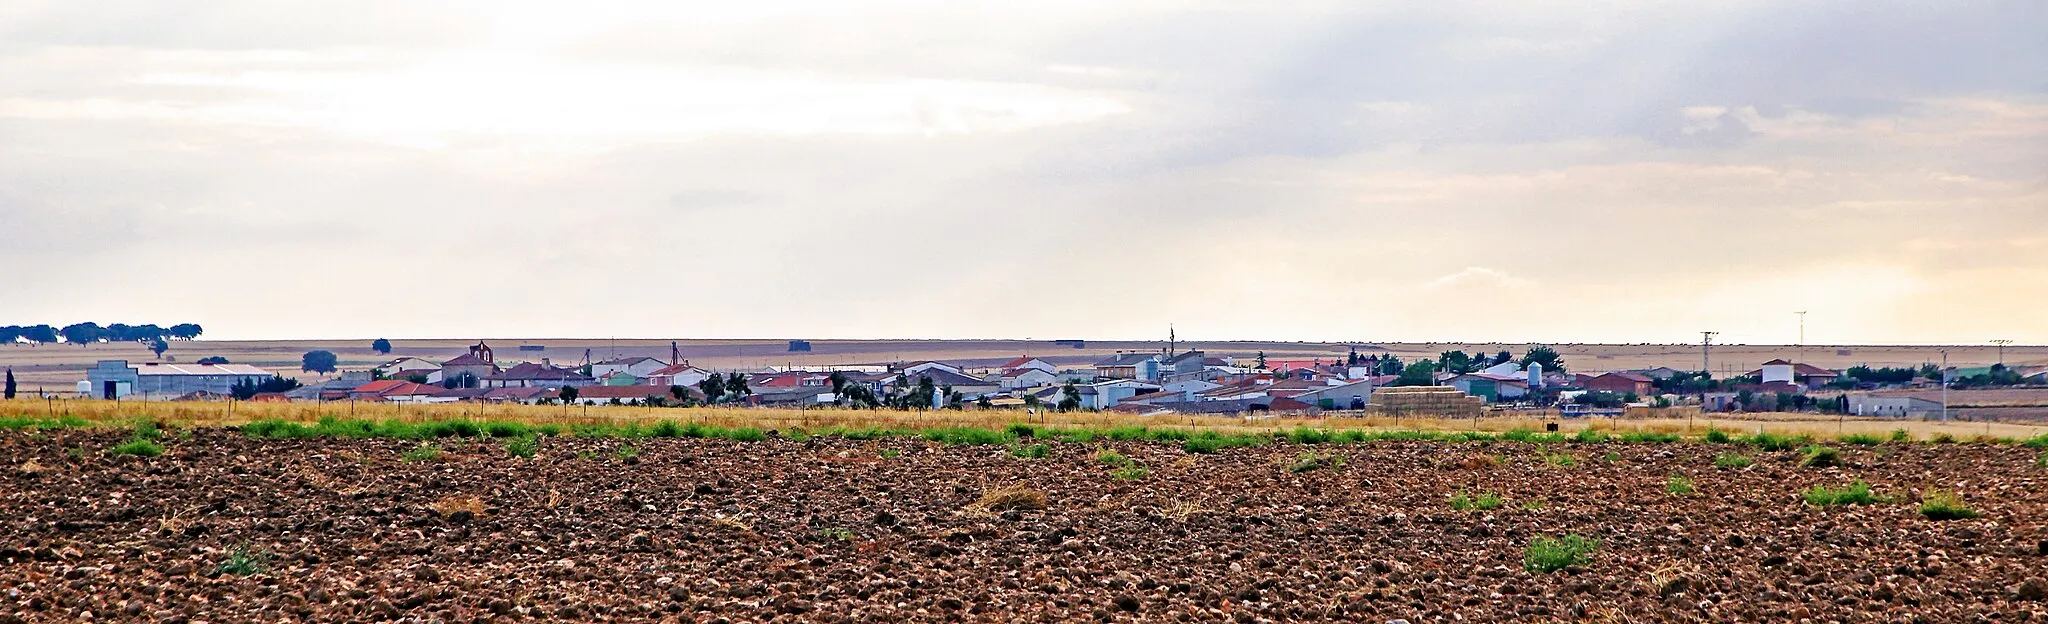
[5,430,2048,622]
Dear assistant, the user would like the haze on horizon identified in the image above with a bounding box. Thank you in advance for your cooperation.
[2,1,2043,345]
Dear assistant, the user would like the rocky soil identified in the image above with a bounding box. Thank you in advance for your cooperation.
[4,429,2047,623]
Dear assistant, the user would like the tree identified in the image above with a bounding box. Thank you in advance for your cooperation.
[828,371,848,396]
[167,323,203,340]
[149,337,169,359]
[196,356,230,365]
[19,325,58,345]
[60,322,103,346]
[1438,350,1474,375]
[976,395,992,409]
[559,386,580,403]
[230,375,302,400]
[697,374,727,404]
[1495,350,1515,366]
[301,350,339,373]
[3,367,14,400]
[669,384,692,404]
[725,372,751,399]
[1394,359,1439,387]
[1377,355,1405,376]
[1058,383,1082,412]
[1520,346,1566,374]
[371,338,392,355]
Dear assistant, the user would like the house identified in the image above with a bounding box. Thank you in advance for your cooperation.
[1634,367,1686,380]
[1082,379,1162,410]
[897,361,964,377]
[998,357,1058,375]
[485,360,595,388]
[84,360,275,399]
[347,380,447,403]
[748,387,836,407]
[1451,374,1529,402]
[646,362,713,388]
[1579,372,1653,397]
[1162,351,1207,376]
[375,357,440,375]
[1095,353,1160,381]
[440,342,501,387]
[895,368,1002,399]
[1748,360,1840,387]
[999,367,1058,390]
[599,371,646,386]
[565,384,693,405]
[1289,378,1376,411]
[592,356,666,381]
[1847,395,1945,418]
[481,387,557,404]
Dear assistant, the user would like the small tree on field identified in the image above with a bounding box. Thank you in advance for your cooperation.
[4,367,15,400]
[1058,383,1083,412]
[1521,345,1566,374]
[697,374,726,404]
[559,386,580,403]
[1255,351,1268,370]
[301,350,339,373]
[371,338,392,355]
[725,372,751,400]
[149,337,169,359]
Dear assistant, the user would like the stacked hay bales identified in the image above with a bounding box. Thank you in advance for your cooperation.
[1369,386,1484,419]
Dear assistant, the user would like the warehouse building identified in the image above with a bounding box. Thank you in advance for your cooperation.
[82,360,275,399]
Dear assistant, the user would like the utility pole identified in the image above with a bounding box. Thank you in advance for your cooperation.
[1991,339,2013,367]
[1795,311,1807,364]
[1700,331,1719,374]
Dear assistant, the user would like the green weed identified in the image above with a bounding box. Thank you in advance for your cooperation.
[107,438,163,457]
[1713,453,1754,469]
[1665,475,1695,495]
[1798,445,1842,468]
[1804,480,1889,506]
[504,436,538,458]
[213,543,270,577]
[880,448,901,459]
[1110,465,1150,480]
[1524,535,1598,573]
[400,442,441,463]
[1918,490,1979,520]
[1449,491,1504,511]
[1836,433,1883,446]
[1095,449,1131,467]
[1702,429,1732,444]
[1009,443,1049,459]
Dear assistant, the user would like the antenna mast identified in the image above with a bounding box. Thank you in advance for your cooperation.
[1700,331,1720,375]
[1991,339,2014,367]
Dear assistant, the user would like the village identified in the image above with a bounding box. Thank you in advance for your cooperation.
[54,337,2048,422]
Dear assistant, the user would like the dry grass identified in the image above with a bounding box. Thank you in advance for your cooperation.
[17,460,47,475]
[970,484,1047,513]
[710,514,753,533]
[429,495,485,518]
[1161,500,1206,522]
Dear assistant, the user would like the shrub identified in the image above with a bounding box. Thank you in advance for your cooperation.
[107,438,163,457]
[816,528,854,541]
[1524,535,1598,573]
[1009,443,1049,459]
[1918,490,1979,520]
[1804,480,1888,506]
[1110,466,1150,480]
[400,442,441,463]
[1889,429,1911,443]
[1095,449,1131,467]
[1619,431,1681,444]
[482,421,531,438]
[2022,434,2048,449]
[1572,429,1610,444]
[879,448,901,459]
[1702,429,1732,444]
[1184,437,1223,454]
[130,420,162,440]
[504,436,538,458]
[213,543,270,577]
[1745,432,1808,452]
[1105,426,1149,441]
[1502,429,1566,444]
[1006,423,1038,438]
[1798,445,1841,468]
[721,428,767,442]
[1931,433,1956,444]
[2038,451,2047,468]
[1665,475,1695,495]
[1288,427,1333,444]
[1542,450,1576,467]
[1713,453,1754,469]
[1601,452,1620,463]
[613,444,640,461]
[922,427,1012,446]
[1836,433,1883,446]
[649,420,683,438]
[1449,491,1504,511]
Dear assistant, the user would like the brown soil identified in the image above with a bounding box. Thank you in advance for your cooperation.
[4,430,2047,622]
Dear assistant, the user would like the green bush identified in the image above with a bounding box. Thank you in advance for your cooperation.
[1009,443,1049,459]
[1702,429,1732,444]
[1572,429,1610,444]
[1524,535,1598,573]
[400,442,440,463]
[1836,433,1883,446]
[1095,449,1130,467]
[1798,445,1842,468]
[1804,480,1888,506]
[648,420,683,438]
[1931,433,1956,444]
[107,438,163,457]
[504,436,538,458]
[613,444,640,461]
[1105,426,1149,441]
[721,427,766,442]
[213,543,270,577]
[1287,427,1333,444]
[1889,429,1911,443]
[1918,490,1979,520]
[1665,475,1695,495]
[1449,491,1504,511]
[0,416,90,430]
[1005,423,1038,438]
[879,448,901,459]
[2022,434,2048,449]
[1110,465,1150,480]
[1744,432,1809,451]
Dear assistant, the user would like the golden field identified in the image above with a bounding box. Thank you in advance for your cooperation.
[6,398,2044,441]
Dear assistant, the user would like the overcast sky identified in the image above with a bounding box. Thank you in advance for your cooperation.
[2,1,2043,344]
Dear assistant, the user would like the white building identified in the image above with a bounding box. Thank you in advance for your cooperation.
[83,360,274,399]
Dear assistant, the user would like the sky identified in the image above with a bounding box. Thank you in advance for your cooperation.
[2,1,2044,344]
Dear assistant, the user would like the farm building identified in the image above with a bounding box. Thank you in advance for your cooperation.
[1846,395,1945,418]
[1095,353,1160,381]
[83,360,274,399]
[1578,372,1653,396]
[1451,373,1530,402]
[592,356,666,381]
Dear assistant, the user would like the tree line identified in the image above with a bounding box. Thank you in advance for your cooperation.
[0,323,203,345]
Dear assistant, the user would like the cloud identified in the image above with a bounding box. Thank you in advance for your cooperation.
[0,1,2043,343]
